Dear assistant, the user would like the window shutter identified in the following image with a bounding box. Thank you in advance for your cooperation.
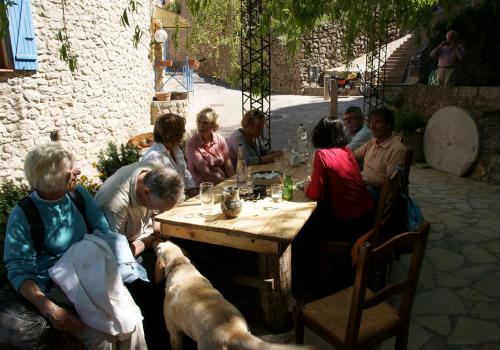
[7,0,38,70]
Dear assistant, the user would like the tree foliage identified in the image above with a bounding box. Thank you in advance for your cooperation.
[186,0,241,85]
[187,0,444,65]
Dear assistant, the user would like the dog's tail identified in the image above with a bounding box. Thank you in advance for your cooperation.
[227,331,316,350]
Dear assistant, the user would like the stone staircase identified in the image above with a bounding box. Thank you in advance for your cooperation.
[383,34,419,85]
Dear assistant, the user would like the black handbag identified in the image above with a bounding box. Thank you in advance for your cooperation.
[0,287,56,350]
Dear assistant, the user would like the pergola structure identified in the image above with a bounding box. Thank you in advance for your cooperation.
[240,0,271,150]
[363,6,389,116]
[240,2,388,148]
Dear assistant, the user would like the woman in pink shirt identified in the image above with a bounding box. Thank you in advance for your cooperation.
[186,108,234,186]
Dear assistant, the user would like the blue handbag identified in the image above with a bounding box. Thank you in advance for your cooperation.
[407,196,424,232]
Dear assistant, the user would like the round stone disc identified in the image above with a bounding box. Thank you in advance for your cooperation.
[424,106,479,176]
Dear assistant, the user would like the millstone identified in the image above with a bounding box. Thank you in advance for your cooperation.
[424,106,479,176]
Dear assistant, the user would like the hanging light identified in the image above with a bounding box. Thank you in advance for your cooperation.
[154,28,168,43]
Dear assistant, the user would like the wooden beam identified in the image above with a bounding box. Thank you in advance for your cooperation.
[160,223,279,254]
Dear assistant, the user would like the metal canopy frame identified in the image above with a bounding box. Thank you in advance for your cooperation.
[363,6,388,117]
[240,0,271,150]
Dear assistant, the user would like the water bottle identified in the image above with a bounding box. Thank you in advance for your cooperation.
[236,144,247,187]
[282,174,293,200]
[296,124,308,163]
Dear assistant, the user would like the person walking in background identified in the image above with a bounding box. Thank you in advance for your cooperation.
[186,108,234,186]
[342,106,372,151]
[142,113,198,198]
[430,29,465,86]
[227,109,282,166]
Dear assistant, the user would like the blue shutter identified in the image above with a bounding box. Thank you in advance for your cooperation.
[7,0,38,70]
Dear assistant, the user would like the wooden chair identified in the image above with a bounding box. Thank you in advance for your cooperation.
[319,170,402,289]
[297,223,430,350]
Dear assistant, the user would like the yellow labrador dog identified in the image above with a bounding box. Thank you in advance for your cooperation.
[155,241,315,350]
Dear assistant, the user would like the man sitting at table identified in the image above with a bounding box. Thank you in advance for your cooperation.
[354,107,406,198]
[95,161,184,350]
[343,105,372,151]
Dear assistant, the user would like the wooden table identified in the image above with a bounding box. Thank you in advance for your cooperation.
[155,164,316,331]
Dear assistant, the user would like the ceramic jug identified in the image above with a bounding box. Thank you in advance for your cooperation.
[221,186,242,218]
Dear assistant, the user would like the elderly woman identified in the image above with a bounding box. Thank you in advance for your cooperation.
[227,109,282,166]
[2,143,146,349]
[185,108,234,186]
[305,117,375,240]
[142,113,199,198]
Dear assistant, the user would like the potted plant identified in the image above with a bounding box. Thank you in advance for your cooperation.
[155,91,172,101]
[188,58,200,70]
[156,59,173,68]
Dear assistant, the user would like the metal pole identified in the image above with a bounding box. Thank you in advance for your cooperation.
[330,79,338,118]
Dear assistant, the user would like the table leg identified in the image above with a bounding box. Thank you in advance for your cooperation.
[259,242,293,332]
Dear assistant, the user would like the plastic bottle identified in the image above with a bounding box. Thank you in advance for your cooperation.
[282,174,293,200]
[297,123,307,141]
[296,124,308,162]
[236,144,247,187]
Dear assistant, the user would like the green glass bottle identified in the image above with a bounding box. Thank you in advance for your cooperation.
[282,174,293,200]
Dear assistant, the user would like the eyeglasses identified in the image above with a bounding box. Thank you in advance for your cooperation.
[197,120,213,126]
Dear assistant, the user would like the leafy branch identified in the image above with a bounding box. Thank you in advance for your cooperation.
[120,0,144,48]
[0,0,16,39]
[57,0,78,73]
[55,29,78,72]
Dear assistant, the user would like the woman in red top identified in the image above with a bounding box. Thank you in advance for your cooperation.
[305,116,374,241]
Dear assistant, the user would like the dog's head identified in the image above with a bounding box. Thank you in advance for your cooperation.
[155,241,191,283]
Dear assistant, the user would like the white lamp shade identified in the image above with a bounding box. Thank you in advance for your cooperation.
[154,29,169,43]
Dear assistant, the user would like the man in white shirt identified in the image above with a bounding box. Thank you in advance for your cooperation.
[95,160,184,349]
[95,160,184,256]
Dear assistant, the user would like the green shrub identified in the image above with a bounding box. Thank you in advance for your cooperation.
[0,178,30,287]
[95,141,142,182]
[394,110,426,132]
[78,175,101,197]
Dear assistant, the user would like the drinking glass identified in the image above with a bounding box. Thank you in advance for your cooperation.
[271,183,282,203]
[199,182,214,216]
[273,155,283,174]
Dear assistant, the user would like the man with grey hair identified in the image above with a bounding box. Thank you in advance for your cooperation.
[430,29,465,86]
[95,160,184,349]
[343,106,372,151]
[96,160,183,256]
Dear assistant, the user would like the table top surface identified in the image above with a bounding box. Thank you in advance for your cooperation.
[155,163,317,244]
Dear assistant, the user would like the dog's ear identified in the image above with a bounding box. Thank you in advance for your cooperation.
[154,255,167,284]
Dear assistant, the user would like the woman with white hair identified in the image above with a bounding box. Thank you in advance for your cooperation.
[2,143,147,349]
[185,107,234,186]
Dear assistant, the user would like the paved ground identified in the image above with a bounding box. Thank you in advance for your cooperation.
[185,74,364,150]
[304,166,500,350]
[182,75,500,349]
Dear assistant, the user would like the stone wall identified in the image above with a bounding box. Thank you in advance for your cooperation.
[393,85,500,183]
[271,24,368,94]
[0,0,154,180]
[282,24,401,93]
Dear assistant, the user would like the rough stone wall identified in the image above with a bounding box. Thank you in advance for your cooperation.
[272,24,400,94]
[0,0,154,180]
[394,85,500,183]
